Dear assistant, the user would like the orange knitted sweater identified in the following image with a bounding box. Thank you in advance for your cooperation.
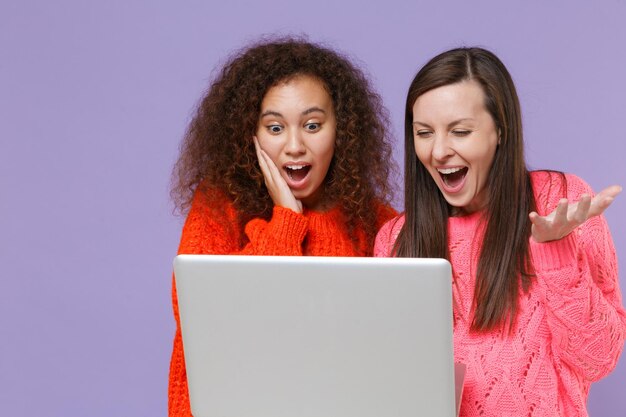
[168,189,397,416]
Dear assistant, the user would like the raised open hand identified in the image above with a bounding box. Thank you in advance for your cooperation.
[254,136,303,214]
[529,185,621,243]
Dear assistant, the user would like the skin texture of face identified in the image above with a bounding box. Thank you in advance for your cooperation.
[412,80,499,215]
[256,75,337,210]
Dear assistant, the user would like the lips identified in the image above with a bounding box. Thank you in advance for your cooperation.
[437,166,468,193]
[283,163,311,188]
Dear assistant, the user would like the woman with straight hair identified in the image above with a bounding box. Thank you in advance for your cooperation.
[374,47,625,416]
[169,38,397,416]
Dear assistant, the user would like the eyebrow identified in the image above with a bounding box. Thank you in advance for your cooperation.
[302,106,326,115]
[412,118,474,128]
[260,110,283,118]
[260,107,327,118]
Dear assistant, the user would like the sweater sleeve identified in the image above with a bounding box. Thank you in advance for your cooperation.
[177,190,309,256]
[168,190,309,416]
[240,206,309,255]
[530,173,626,382]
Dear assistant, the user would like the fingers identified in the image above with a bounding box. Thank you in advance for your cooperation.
[253,136,272,183]
[553,198,569,226]
[529,211,554,243]
[530,184,621,244]
[262,146,285,185]
[589,185,621,216]
[596,185,622,200]
[529,211,546,227]
[254,136,283,188]
[253,136,302,213]
[571,194,591,224]
[530,200,577,243]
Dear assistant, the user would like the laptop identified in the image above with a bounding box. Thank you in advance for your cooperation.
[174,255,460,417]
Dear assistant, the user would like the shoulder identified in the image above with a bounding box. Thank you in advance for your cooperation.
[373,214,405,257]
[182,186,239,236]
[380,214,406,235]
[530,171,594,215]
[188,185,236,215]
[177,185,245,254]
[373,202,399,229]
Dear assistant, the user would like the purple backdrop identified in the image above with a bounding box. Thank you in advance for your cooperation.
[2,1,625,415]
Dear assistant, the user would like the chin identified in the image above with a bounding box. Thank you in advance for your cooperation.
[440,194,471,212]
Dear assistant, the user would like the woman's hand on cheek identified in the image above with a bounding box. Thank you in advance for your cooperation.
[254,136,303,214]
[529,185,621,243]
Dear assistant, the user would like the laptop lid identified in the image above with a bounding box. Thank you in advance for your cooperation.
[174,255,456,417]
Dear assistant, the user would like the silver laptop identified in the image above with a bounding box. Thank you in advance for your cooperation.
[174,255,458,417]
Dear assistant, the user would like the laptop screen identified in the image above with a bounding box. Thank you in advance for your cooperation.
[174,255,457,417]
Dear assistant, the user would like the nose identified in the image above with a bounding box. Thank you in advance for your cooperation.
[431,134,454,161]
[284,128,306,155]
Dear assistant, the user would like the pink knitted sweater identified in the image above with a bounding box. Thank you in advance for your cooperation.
[374,172,626,417]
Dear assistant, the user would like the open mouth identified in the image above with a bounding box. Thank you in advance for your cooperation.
[438,167,468,189]
[285,165,311,182]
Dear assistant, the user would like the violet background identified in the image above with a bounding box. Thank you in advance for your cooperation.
[1,1,625,416]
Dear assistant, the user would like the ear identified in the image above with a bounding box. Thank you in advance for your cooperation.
[497,128,502,145]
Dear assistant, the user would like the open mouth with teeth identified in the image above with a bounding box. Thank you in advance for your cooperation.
[285,165,311,183]
[438,166,468,190]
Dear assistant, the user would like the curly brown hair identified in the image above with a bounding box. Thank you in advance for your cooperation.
[171,36,395,251]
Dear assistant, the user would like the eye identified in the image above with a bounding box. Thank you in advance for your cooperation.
[304,122,321,132]
[415,130,432,139]
[452,130,471,137]
[267,124,283,134]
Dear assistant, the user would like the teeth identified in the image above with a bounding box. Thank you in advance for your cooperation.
[437,167,464,175]
[286,165,307,170]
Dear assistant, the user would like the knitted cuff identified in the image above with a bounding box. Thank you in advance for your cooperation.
[269,206,309,244]
[530,230,581,290]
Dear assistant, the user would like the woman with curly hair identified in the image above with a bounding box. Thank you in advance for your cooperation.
[168,38,397,416]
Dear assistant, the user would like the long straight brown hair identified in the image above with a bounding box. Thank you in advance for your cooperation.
[393,47,536,332]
